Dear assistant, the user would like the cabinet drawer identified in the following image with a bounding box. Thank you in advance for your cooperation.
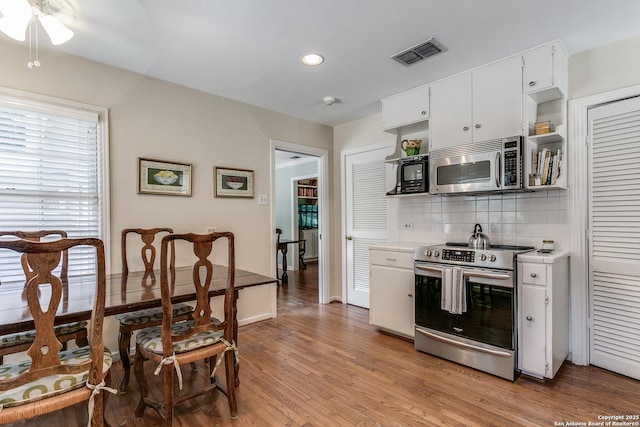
[370,250,414,269]
[522,263,547,285]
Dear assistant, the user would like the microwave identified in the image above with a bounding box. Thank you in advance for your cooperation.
[398,156,428,194]
[429,136,523,195]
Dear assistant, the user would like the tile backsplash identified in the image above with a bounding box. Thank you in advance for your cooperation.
[388,190,570,250]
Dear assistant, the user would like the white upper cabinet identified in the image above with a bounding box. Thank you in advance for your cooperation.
[523,42,567,100]
[472,55,523,142]
[430,55,523,151]
[522,41,568,190]
[381,84,430,131]
[429,72,472,148]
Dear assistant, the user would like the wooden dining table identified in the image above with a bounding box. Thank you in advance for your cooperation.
[0,265,278,386]
[277,238,304,284]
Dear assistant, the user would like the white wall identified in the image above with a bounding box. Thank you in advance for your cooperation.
[0,39,333,351]
[333,35,640,303]
[569,33,640,99]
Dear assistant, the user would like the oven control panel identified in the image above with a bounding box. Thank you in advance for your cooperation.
[441,249,475,262]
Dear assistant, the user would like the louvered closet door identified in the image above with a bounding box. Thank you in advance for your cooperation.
[344,148,389,308]
[588,96,640,380]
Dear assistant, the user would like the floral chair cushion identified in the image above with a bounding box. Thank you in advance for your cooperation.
[0,346,113,408]
[136,321,223,354]
[0,321,88,349]
[115,303,193,326]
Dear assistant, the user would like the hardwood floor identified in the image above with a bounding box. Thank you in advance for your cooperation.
[8,262,640,426]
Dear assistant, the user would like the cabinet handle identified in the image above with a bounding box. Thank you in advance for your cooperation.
[475,123,481,129]
[386,258,397,262]
[463,126,469,131]
[529,81,536,87]
[530,273,537,278]
[408,293,413,297]
[526,316,533,321]
[421,110,427,115]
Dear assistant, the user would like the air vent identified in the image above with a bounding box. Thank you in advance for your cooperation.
[391,38,447,66]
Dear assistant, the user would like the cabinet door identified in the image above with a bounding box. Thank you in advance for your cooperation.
[520,284,547,377]
[472,55,523,142]
[301,229,318,260]
[523,45,555,94]
[429,72,472,150]
[382,85,430,130]
[369,265,415,338]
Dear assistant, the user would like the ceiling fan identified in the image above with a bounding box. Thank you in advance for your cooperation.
[0,0,74,46]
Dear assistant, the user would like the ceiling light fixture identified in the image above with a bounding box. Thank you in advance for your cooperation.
[0,0,75,67]
[301,53,324,66]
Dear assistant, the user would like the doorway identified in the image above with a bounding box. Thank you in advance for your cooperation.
[271,140,328,304]
[568,83,640,371]
[341,144,392,308]
[587,96,640,380]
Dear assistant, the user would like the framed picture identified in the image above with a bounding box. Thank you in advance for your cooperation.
[215,167,254,198]
[137,158,192,196]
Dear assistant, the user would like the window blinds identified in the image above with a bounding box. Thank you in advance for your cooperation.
[0,102,101,282]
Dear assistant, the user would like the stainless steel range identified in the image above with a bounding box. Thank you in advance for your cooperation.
[413,242,533,380]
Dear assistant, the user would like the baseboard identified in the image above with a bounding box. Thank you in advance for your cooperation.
[238,312,275,327]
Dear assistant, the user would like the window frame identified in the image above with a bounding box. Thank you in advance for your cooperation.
[0,86,111,272]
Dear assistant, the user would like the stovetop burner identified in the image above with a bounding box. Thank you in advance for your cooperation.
[445,242,535,251]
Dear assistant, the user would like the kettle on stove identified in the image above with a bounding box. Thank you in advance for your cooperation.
[468,223,490,249]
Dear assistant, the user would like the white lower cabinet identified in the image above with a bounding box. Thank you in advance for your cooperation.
[300,229,318,261]
[369,247,415,338]
[517,251,570,379]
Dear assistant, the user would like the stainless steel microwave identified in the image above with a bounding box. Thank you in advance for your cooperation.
[429,136,523,195]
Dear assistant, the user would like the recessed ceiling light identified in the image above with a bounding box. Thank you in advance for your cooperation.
[301,53,324,66]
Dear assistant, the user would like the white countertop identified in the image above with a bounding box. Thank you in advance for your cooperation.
[518,249,570,263]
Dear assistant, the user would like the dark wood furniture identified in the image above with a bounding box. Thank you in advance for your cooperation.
[0,258,277,390]
[298,230,307,270]
[116,228,192,393]
[0,230,88,364]
[0,238,112,427]
[275,229,304,284]
[134,232,238,425]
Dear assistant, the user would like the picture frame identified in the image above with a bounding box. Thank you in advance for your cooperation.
[137,157,192,196]
[215,166,254,198]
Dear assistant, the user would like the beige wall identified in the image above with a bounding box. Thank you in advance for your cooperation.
[5,30,640,336]
[0,39,333,350]
[569,33,640,100]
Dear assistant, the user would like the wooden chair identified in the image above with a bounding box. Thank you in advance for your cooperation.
[0,230,88,364]
[0,237,115,426]
[133,232,238,425]
[115,228,193,393]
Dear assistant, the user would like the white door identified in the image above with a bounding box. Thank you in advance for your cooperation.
[343,147,389,308]
[588,96,640,380]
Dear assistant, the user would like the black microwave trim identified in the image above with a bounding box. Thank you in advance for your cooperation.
[399,156,428,194]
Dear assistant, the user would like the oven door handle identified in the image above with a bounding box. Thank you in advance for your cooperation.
[415,265,442,274]
[416,265,511,281]
[463,271,511,281]
[416,328,512,358]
